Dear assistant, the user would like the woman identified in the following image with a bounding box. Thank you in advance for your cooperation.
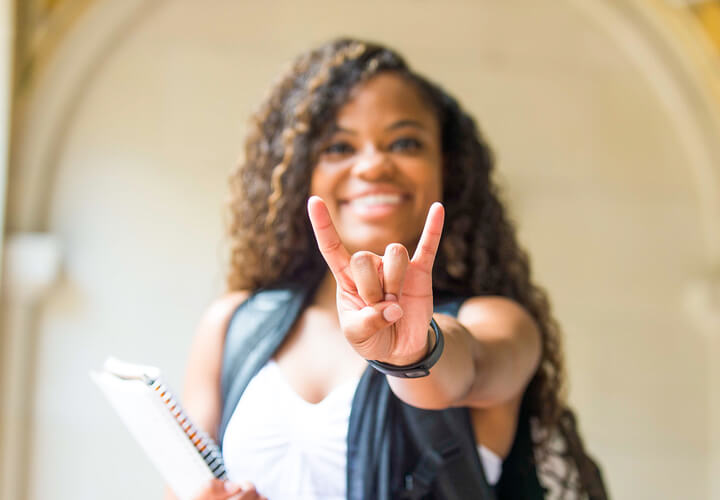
[173,38,607,500]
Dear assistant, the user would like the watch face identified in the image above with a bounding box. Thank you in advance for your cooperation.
[403,369,430,378]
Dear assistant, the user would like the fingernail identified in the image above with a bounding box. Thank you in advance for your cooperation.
[383,304,403,322]
[384,293,398,302]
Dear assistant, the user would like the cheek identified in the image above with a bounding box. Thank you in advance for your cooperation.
[431,168,443,200]
[309,167,330,198]
[310,162,348,198]
[417,160,443,202]
[309,174,320,197]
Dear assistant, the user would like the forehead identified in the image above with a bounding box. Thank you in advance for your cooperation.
[334,73,439,131]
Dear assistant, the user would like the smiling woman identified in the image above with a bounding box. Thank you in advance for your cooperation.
[168,38,608,500]
[310,73,443,256]
[7,1,716,498]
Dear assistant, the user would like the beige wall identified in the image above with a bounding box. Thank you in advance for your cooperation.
[4,1,719,499]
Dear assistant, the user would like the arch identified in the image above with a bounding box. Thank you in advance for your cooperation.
[569,0,720,268]
[9,0,166,231]
[4,1,720,498]
[10,0,720,320]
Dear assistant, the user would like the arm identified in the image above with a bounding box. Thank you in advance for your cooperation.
[182,292,248,441]
[386,297,541,410]
[164,292,267,500]
[307,196,540,412]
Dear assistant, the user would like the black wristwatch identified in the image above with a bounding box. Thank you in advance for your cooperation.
[366,318,445,378]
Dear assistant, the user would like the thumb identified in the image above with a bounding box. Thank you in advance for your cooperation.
[381,302,403,323]
[343,301,403,345]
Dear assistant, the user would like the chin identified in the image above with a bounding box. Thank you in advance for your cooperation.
[343,231,412,255]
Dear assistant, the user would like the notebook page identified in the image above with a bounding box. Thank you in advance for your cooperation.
[91,371,215,500]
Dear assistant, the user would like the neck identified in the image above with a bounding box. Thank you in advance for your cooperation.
[312,272,339,311]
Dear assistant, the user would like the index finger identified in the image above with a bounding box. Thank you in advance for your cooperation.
[411,202,445,272]
[307,196,351,282]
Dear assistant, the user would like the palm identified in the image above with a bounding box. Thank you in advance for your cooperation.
[308,196,444,364]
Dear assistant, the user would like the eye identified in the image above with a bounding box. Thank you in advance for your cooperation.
[322,141,355,156]
[389,137,422,153]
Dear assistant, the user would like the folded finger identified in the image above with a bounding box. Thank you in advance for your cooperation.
[350,251,384,305]
[343,302,403,345]
[382,243,409,299]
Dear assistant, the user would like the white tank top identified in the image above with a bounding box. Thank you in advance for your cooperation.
[223,360,502,499]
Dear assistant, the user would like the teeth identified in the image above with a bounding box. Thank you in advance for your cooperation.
[351,194,403,207]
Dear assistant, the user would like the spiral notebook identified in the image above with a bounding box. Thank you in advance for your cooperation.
[90,357,227,500]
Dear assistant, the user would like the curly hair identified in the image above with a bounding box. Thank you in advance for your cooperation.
[226,38,602,496]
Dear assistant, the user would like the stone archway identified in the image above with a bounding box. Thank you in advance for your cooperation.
[1,2,164,499]
[3,1,720,498]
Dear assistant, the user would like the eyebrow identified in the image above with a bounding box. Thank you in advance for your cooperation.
[331,119,428,135]
[386,119,427,131]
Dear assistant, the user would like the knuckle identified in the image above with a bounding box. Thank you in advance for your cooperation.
[420,242,435,255]
[365,287,384,301]
[366,293,383,306]
[386,243,408,258]
[350,251,373,266]
[321,238,343,253]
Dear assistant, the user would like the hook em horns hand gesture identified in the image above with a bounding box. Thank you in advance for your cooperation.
[307,196,445,366]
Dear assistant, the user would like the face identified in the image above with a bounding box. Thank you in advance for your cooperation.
[310,72,443,256]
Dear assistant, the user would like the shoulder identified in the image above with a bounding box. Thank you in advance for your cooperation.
[182,291,251,440]
[455,295,542,378]
[186,290,251,385]
[195,291,252,341]
[457,295,539,333]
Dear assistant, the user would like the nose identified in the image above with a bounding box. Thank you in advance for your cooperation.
[351,146,395,181]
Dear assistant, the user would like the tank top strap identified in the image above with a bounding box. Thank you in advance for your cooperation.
[433,293,471,318]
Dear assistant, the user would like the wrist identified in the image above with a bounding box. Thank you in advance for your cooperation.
[381,326,436,367]
[367,318,445,378]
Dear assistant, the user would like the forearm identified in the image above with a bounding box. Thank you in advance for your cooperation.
[385,313,478,409]
[386,309,540,410]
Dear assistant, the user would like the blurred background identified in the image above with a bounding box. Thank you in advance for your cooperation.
[1,0,720,499]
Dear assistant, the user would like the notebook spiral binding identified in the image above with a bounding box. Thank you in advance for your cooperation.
[151,379,228,480]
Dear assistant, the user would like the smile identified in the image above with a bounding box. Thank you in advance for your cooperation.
[340,192,409,221]
[348,193,404,208]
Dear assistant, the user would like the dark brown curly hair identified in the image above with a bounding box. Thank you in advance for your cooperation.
[226,38,605,497]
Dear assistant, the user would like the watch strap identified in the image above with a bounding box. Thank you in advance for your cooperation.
[367,318,444,378]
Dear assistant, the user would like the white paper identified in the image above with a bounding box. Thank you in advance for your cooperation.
[90,369,216,500]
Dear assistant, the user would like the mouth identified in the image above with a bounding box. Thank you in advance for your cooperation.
[347,193,405,208]
[340,192,409,220]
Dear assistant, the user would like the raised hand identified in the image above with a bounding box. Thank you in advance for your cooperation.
[307,196,444,366]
